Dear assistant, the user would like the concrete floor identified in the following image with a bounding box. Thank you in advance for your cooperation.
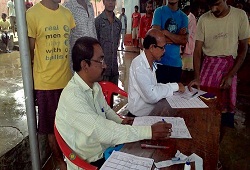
[0,46,249,170]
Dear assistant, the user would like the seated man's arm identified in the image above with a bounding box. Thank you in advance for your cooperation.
[131,64,179,104]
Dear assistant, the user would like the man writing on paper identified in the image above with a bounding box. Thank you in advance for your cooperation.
[55,36,172,169]
[127,28,185,117]
[188,0,250,128]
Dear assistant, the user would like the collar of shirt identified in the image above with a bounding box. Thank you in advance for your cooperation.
[100,11,120,23]
[141,51,158,72]
[71,0,92,8]
[73,72,100,95]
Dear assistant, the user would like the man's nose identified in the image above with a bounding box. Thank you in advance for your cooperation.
[102,63,107,69]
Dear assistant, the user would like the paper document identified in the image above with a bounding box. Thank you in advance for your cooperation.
[174,86,207,100]
[166,96,208,108]
[133,116,192,138]
[100,151,154,170]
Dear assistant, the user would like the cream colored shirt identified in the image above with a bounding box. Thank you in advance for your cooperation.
[196,6,250,58]
[55,73,152,170]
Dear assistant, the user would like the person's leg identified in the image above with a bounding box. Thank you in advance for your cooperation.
[9,16,15,37]
[120,29,125,49]
[135,27,139,48]
[1,33,10,53]
[121,30,125,49]
[48,134,66,170]
[90,158,105,168]
[36,90,66,169]
[132,28,136,47]
[13,17,16,37]
[167,66,182,83]
[156,64,170,83]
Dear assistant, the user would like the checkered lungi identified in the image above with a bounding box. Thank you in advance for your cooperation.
[200,55,237,113]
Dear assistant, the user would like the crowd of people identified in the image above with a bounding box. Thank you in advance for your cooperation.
[2,0,248,169]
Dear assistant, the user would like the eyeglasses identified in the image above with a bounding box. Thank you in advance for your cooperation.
[154,44,165,50]
[84,58,105,65]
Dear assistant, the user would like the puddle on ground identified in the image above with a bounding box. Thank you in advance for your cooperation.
[0,52,28,156]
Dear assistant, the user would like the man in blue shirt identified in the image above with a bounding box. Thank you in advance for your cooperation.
[152,0,188,83]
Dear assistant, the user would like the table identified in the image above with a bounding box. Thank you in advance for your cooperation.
[121,98,221,170]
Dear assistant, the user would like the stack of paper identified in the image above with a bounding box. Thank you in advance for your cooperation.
[166,87,208,108]
[100,151,154,170]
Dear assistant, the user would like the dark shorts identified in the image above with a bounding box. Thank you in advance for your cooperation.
[156,64,182,83]
[35,89,62,134]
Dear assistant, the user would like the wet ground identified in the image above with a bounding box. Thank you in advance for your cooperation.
[0,51,28,157]
[0,46,250,169]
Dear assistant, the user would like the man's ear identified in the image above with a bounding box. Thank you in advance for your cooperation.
[149,44,154,52]
[81,60,88,71]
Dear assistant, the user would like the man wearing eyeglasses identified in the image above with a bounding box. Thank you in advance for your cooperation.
[127,29,185,117]
[55,36,173,169]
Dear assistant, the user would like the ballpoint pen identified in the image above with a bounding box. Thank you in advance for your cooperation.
[141,144,170,149]
[191,91,198,97]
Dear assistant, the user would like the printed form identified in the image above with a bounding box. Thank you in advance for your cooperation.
[166,87,208,108]
[133,116,192,139]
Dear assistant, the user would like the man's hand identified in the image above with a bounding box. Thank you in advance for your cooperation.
[178,28,187,35]
[177,83,185,93]
[138,41,143,50]
[188,78,201,92]
[151,121,172,140]
[220,74,233,89]
[121,117,134,125]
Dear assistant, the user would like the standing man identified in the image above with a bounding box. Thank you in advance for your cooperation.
[119,7,127,50]
[152,0,188,83]
[7,0,16,37]
[138,0,153,50]
[181,5,197,71]
[0,13,11,53]
[64,0,97,72]
[95,0,122,85]
[188,0,250,128]
[55,36,172,169]
[26,0,75,169]
[131,5,141,48]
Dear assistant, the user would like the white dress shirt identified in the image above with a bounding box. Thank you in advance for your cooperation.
[55,73,152,169]
[127,51,179,116]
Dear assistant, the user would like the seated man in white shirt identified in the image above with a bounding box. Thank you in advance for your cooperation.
[127,28,185,117]
[55,36,173,169]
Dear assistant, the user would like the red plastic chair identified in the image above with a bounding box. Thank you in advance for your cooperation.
[54,125,98,170]
[99,81,128,107]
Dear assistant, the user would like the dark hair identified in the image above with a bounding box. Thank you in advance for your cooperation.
[135,5,139,9]
[122,8,125,11]
[72,37,100,72]
[2,13,7,17]
[207,0,220,6]
[143,34,157,49]
[182,5,191,13]
[146,0,153,6]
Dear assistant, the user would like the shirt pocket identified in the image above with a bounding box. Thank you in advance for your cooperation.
[99,22,110,42]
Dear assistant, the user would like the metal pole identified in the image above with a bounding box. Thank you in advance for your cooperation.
[14,0,41,169]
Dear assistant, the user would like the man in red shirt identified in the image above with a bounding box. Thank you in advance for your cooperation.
[131,5,141,47]
[138,0,153,50]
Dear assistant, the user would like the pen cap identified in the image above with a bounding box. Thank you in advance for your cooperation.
[184,161,191,170]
